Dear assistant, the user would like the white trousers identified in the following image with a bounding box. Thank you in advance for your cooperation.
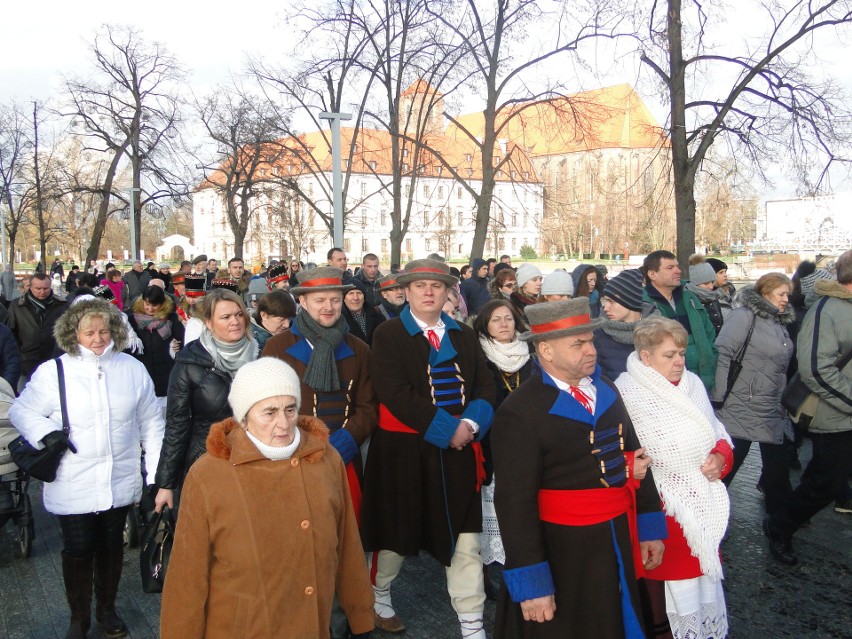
[371,532,486,615]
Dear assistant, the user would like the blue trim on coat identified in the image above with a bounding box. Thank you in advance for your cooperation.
[462,398,494,440]
[637,511,668,542]
[502,562,555,603]
[424,409,460,449]
[400,307,462,365]
[609,522,646,639]
[329,428,358,466]
[540,365,617,427]
[286,322,355,365]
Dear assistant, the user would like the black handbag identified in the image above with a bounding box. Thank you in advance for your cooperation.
[713,314,757,409]
[9,359,75,482]
[139,507,175,594]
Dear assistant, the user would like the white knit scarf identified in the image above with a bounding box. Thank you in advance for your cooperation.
[615,352,731,580]
[478,333,530,373]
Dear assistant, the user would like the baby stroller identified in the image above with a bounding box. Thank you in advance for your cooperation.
[0,378,34,558]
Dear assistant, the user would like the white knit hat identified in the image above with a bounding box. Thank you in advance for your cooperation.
[516,263,543,288]
[228,357,302,423]
[541,270,574,296]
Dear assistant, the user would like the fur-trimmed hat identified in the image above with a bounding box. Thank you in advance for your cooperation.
[54,297,128,355]
[289,266,354,296]
[268,262,290,285]
[516,263,543,289]
[602,269,644,312]
[541,270,574,297]
[191,254,208,265]
[184,274,207,298]
[396,259,458,287]
[228,357,302,424]
[92,284,117,305]
[520,297,603,342]
[171,273,186,286]
[211,279,239,294]
[377,274,402,290]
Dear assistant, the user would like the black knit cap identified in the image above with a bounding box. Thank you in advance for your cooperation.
[706,258,728,273]
[602,269,644,312]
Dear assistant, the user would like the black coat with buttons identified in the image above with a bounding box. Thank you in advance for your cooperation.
[154,339,235,489]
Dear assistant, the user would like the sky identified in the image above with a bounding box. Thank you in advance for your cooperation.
[3,0,851,201]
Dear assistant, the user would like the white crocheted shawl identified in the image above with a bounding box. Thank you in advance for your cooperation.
[615,352,732,580]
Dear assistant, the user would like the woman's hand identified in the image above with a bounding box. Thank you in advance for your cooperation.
[633,448,652,480]
[700,452,725,482]
[154,488,174,513]
[521,595,556,623]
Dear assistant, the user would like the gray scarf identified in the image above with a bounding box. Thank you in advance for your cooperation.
[295,311,349,392]
[200,330,257,378]
[684,282,720,304]
[601,319,640,345]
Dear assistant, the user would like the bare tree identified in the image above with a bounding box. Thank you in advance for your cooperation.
[639,0,852,266]
[62,25,186,263]
[195,85,291,259]
[0,100,32,263]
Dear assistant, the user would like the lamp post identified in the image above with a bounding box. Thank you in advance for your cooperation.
[318,111,352,248]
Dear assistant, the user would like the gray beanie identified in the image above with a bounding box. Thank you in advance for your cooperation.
[689,262,716,286]
[800,268,833,297]
[228,357,302,423]
[541,270,574,296]
[516,263,543,289]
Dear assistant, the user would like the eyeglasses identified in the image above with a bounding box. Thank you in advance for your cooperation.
[501,282,517,289]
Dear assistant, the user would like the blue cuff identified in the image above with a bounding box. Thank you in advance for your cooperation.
[502,562,555,602]
[329,428,358,466]
[462,399,494,441]
[424,409,459,449]
[637,511,668,541]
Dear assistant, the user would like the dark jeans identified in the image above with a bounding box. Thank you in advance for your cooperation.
[773,430,852,537]
[57,506,129,558]
[723,438,792,516]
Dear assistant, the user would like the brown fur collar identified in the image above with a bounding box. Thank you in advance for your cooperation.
[131,294,175,319]
[815,279,852,300]
[206,415,330,462]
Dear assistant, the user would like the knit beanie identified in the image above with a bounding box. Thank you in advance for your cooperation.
[541,270,574,296]
[516,263,543,289]
[602,269,644,312]
[228,357,302,423]
[799,268,833,298]
[706,258,728,273]
[689,261,716,286]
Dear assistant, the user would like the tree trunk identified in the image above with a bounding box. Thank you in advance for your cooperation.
[86,140,130,265]
[32,103,48,269]
[667,0,696,267]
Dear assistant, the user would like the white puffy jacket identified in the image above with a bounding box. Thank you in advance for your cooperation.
[9,342,164,515]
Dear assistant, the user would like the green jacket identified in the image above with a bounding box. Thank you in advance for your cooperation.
[797,280,852,434]
[644,284,719,390]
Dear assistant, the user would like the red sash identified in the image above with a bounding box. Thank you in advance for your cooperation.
[346,463,362,526]
[378,403,486,492]
[538,481,644,578]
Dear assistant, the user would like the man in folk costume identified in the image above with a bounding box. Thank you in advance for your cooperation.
[359,259,498,639]
[375,274,407,319]
[179,275,208,346]
[491,298,666,639]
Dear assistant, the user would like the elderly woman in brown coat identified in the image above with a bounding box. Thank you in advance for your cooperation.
[160,357,374,639]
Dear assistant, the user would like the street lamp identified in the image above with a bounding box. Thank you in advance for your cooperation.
[318,111,352,248]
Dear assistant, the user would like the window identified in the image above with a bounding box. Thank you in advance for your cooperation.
[423,210,429,226]
[362,238,369,252]
[457,187,463,199]
[466,168,473,178]
[437,210,444,226]
[425,238,431,250]
[523,171,529,180]
[360,182,367,196]
[402,163,409,173]
[465,154,472,162]
[457,211,463,226]
[423,184,431,198]
[495,170,503,178]
[512,237,517,249]
[369,161,377,171]
[381,238,388,252]
[436,166,443,175]
[344,238,351,252]
[380,210,388,226]
[493,156,500,166]
[419,164,427,175]
[511,212,517,226]
[403,147,409,158]
[404,184,411,198]
[437,186,444,199]
[511,170,517,179]
[406,238,412,252]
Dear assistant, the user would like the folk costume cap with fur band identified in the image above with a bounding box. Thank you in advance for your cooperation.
[520,297,604,342]
[211,279,240,294]
[183,274,207,298]
[268,262,290,285]
[92,284,117,305]
[289,266,354,296]
[396,258,458,287]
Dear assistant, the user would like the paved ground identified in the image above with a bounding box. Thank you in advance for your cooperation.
[0,441,849,638]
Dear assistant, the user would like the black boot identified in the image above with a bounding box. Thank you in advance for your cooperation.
[763,518,798,566]
[94,545,128,638]
[61,552,92,639]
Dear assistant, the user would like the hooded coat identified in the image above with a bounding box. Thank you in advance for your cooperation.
[460,258,490,316]
[713,286,796,443]
[160,416,374,639]
[796,279,852,434]
[8,298,163,515]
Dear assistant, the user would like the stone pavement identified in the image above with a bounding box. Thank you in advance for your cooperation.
[0,441,849,638]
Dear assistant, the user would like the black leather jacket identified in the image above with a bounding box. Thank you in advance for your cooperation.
[154,339,234,489]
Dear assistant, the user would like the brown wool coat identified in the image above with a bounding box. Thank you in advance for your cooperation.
[160,416,374,639]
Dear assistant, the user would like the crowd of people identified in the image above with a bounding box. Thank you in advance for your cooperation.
[2,245,851,639]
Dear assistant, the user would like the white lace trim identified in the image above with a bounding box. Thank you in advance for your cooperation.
[665,576,729,639]
[480,482,505,565]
